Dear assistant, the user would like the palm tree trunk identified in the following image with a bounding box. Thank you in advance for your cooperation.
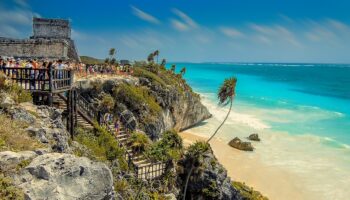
[206,97,233,143]
[183,163,195,200]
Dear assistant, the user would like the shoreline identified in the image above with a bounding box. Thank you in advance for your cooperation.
[179,131,321,200]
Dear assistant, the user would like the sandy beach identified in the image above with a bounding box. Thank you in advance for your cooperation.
[179,131,322,200]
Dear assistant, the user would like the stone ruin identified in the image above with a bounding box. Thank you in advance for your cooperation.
[0,17,80,61]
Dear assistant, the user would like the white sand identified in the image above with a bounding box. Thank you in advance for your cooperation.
[179,131,322,200]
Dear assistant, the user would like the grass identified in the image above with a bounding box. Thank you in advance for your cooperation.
[113,84,161,122]
[0,72,32,104]
[0,173,24,200]
[74,126,128,171]
[0,114,44,152]
[232,181,269,200]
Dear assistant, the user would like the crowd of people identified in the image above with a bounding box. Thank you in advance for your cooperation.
[0,56,133,79]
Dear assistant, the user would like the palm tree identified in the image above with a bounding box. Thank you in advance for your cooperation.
[160,59,166,67]
[180,67,186,76]
[183,77,237,199]
[170,64,176,73]
[110,58,116,65]
[147,53,154,63]
[153,50,160,64]
[104,58,110,64]
[207,77,237,143]
[109,48,116,60]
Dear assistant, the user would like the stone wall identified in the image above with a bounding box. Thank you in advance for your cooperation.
[0,17,80,61]
[0,38,69,60]
[32,17,71,39]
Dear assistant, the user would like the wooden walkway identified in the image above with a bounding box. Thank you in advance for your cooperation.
[2,67,170,180]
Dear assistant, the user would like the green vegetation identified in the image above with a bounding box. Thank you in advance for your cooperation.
[145,130,183,162]
[74,126,127,170]
[133,67,167,87]
[0,72,32,104]
[128,132,151,155]
[0,174,24,200]
[207,77,237,143]
[80,56,104,64]
[0,114,43,152]
[232,181,268,200]
[202,180,220,199]
[99,93,115,113]
[113,83,161,123]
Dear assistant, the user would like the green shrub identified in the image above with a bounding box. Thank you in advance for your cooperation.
[145,130,183,162]
[202,180,220,199]
[113,84,161,117]
[232,181,269,200]
[75,125,127,170]
[133,67,167,87]
[99,93,115,113]
[128,132,151,154]
[9,84,32,103]
[0,173,24,200]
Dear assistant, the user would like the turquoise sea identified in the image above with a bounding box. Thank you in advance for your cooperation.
[172,63,350,199]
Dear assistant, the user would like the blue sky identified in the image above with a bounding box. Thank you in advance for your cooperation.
[1,0,350,63]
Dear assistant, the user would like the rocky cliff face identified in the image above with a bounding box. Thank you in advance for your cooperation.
[178,147,243,200]
[76,76,211,140]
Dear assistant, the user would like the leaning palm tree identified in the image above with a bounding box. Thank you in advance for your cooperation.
[183,77,237,199]
[180,67,186,76]
[207,77,237,143]
[153,50,159,64]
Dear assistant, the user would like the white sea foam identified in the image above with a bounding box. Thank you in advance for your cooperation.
[188,92,350,200]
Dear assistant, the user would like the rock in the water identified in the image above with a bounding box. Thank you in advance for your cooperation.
[15,153,114,200]
[248,133,260,141]
[228,137,254,151]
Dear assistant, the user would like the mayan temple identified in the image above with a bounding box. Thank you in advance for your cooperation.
[0,17,80,61]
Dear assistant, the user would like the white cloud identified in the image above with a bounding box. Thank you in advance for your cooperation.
[171,19,189,31]
[172,8,198,29]
[219,27,243,38]
[131,6,160,25]
[171,8,199,31]
[14,0,29,8]
[0,4,40,38]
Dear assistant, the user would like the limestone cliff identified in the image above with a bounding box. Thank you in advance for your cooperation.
[76,74,212,140]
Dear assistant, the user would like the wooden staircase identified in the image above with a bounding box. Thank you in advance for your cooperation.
[106,124,167,180]
[54,93,94,129]
[55,92,168,180]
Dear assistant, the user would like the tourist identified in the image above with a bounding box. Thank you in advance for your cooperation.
[114,119,120,134]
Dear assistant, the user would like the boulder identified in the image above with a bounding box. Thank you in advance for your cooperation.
[228,137,254,151]
[248,133,260,142]
[0,93,15,109]
[0,151,38,171]
[15,153,114,200]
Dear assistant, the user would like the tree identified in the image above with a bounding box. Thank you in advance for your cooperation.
[170,64,176,73]
[104,58,110,64]
[110,58,116,65]
[207,77,237,143]
[160,59,166,67]
[147,53,154,63]
[182,142,210,200]
[153,50,159,64]
[180,67,186,76]
[183,77,237,199]
[109,48,116,60]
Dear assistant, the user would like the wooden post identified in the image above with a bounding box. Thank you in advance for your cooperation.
[48,66,53,106]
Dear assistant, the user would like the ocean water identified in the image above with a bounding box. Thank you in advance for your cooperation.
[171,63,350,199]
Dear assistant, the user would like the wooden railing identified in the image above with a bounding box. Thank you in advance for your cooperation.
[76,93,170,180]
[2,67,73,93]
